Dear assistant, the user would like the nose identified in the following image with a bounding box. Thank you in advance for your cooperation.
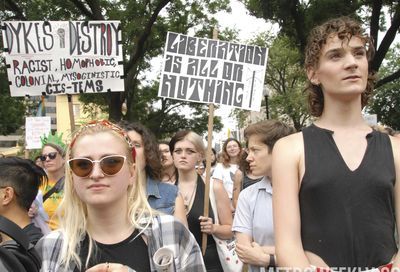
[344,53,358,69]
[89,162,104,179]
[246,153,253,162]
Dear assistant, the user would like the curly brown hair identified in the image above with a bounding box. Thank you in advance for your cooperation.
[304,16,376,117]
[220,138,242,167]
[118,121,162,180]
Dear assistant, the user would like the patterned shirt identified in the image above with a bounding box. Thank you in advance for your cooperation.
[36,214,205,271]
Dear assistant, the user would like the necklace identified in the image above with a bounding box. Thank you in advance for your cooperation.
[181,184,197,214]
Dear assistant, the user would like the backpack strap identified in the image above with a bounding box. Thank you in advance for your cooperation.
[0,216,29,250]
[43,176,64,203]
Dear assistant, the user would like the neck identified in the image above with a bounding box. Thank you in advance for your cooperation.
[48,168,64,181]
[86,197,133,244]
[317,97,367,129]
[177,169,198,183]
[2,207,31,229]
[161,165,176,180]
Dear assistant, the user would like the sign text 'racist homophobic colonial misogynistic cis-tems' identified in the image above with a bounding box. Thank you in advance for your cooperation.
[1,21,124,97]
[158,32,268,111]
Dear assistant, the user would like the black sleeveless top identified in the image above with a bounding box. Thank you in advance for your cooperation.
[300,124,397,268]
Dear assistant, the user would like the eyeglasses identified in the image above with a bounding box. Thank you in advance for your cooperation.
[68,155,127,178]
[70,120,136,161]
[40,152,58,162]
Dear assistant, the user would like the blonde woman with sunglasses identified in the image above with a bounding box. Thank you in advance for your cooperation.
[36,120,205,272]
[34,142,66,230]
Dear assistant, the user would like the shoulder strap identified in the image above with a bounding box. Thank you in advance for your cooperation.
[43,176,64,202]
[208,179,219,224]
[0,216,29,250]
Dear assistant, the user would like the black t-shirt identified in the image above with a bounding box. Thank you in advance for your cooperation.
[75,230,150,272]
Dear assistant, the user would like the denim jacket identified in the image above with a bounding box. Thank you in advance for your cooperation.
[146,176,178,215]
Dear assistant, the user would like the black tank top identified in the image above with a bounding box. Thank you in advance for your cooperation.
[300,124,397,268]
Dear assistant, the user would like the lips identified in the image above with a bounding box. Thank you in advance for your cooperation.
[88,184,108,189]
[343,75,360,80]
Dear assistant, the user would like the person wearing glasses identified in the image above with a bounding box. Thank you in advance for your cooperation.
[36,120,205,272]
[31,139,66,231]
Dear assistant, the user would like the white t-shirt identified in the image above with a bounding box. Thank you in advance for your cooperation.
[212,163,238,199]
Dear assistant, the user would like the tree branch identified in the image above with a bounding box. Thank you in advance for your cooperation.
[125,0,171,74]
[86,0,104,20]
[369,0,383,50]
[375,69,400,88]
[69,0,94,19]
[371,4,400,72]
[4,0,26,20]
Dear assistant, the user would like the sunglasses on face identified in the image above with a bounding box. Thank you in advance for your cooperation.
[68,155,127,178]
[40,152,58,161]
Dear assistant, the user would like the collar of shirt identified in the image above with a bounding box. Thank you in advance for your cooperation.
[146,176,161,198]
[257,176,273,195]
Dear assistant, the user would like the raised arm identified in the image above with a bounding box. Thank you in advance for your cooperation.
[272,133,310,268]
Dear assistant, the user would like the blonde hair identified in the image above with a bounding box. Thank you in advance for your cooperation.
[57,121,154,271]
[169,130,205,160]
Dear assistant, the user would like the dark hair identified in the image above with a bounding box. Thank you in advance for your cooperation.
[304,16,375,117]
[118,121,162,180]
[221,138,242,167]
[0,157,47,210]
[211,148,217,166]
[244,120,296,153]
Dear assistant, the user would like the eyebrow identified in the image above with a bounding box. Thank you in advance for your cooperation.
[324,46,366,56]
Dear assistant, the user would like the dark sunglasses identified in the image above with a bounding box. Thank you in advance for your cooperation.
[40,152,58,162]
[68,155,127,178]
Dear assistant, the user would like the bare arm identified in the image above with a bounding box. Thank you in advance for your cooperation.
[200,181,233,239]
[389,136,400,270]
[235,232,272,267]
[232,170,243,209]
[272,133,310,268]
[174,194,188,227]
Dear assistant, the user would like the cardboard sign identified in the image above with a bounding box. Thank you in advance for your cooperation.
[25,117,51,149]
[2,21,124,96]
[158,32,268,111]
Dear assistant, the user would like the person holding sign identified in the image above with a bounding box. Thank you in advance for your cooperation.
[36,120,205,271]
[169,130,233,272]
[232,120,295,271]
[273,17,400,270]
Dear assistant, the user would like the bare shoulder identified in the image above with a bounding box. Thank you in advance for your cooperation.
[273,131,304,157]
[389,135,400,163]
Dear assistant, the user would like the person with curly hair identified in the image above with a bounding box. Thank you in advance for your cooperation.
[273,16,400,270]
[119,121,187,227]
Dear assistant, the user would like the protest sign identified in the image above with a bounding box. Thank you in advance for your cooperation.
[25,117,51,149]
[158,32,268,111]
[2,21,124,97]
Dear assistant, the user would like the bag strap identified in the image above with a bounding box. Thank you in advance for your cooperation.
[43,176,64,202]
[0,216,29,251]
[208,179,219,225]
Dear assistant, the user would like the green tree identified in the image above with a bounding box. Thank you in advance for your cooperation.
[267,35,310,131]
[244,0,400,128]
[368,44,400,130]
[1,0,229,136]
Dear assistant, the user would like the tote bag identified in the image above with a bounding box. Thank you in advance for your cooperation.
[209,179,243,272]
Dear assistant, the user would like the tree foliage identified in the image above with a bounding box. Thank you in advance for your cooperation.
[1,0,229,137]
[368,44,400,129]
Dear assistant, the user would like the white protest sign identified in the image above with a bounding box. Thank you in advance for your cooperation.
[25,117,51,149]
[158,32,268,111]
[2,21,124,97]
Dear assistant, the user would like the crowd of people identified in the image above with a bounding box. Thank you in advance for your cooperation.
[0,16,400,272]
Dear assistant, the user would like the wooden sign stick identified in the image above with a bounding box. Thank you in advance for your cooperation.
[201,28,218,256]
